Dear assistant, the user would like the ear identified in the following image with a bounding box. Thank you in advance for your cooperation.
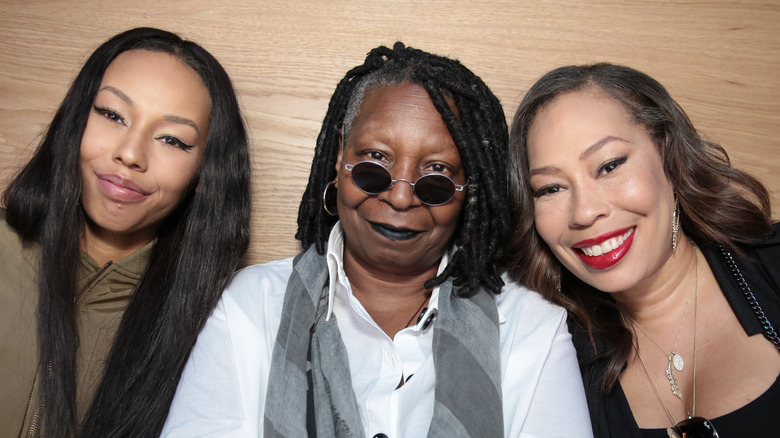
[335,130,344,176]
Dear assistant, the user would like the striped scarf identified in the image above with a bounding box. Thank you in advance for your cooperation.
[264,246,503,437]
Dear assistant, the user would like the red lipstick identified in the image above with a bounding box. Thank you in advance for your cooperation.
[573,227,634,270]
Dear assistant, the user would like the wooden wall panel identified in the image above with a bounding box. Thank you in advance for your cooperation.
[1,0,778,265]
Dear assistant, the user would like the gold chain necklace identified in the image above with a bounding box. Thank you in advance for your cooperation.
[632,248,700,428]
[630,278,694,400]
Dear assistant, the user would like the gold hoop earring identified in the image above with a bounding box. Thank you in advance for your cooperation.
[323,179,338,217]
[671,197,680,252]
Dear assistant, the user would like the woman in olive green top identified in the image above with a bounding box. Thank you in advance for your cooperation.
[0,28,250,437]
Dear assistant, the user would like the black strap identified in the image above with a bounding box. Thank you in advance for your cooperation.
[719,245,780,352]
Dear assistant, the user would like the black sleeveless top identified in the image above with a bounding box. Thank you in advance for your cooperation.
[624,373,780,437]
[573,224,780,438]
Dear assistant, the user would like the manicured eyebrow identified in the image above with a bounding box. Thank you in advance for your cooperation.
[529,136,628,177]
[101,86,133,104]
[164,114,201,136]
[579,136,627,160]
[99,86,201,136]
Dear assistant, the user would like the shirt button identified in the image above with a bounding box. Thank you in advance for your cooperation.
[373,434,389,438]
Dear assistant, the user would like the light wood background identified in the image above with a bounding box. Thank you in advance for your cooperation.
[1,0,778,266]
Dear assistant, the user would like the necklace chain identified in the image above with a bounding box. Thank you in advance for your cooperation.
[633,285,692,358]
[629,247,696,400]
[631,247,700,426]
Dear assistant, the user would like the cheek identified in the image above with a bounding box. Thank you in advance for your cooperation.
[432,203,461,225]
[336,175,366,211]
[533,200,564,246]
[79,121,102,162]
[157,155,202,199]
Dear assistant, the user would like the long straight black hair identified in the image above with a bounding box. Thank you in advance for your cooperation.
[3,27,251,437]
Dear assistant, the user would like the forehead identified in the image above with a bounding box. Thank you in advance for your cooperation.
[530,89,633,143]
[347,82,460,156]
[99,49,212,129]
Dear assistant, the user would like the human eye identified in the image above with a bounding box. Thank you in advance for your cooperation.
[94,105,125,125]
[598,156,627,176]
[428,163,450,174]
[532,184,564,198]
[366,150,388,162]
[158,135,195,151]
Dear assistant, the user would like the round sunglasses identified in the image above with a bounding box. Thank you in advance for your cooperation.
[343,161,466,206]
[668,417,719,438]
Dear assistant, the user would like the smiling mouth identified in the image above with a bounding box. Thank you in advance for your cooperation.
[369,222,421,241]
[577,228,634,257]
[572,227,635,270]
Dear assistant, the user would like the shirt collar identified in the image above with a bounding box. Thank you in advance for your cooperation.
[322,222,505,326]
[324,221,451,323]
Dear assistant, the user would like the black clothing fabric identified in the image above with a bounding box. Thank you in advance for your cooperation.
[572,223,780,438]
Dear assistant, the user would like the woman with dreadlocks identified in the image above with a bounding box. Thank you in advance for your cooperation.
[163,42,591,437]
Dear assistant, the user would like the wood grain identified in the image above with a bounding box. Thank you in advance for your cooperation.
[1,0,778,266]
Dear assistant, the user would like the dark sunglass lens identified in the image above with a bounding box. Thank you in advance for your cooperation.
[352,162,391,194]
[671,417,719,438]
[415,174,456,205]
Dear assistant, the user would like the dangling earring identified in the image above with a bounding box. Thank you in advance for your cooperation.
[323,179,338,217]
[671,196,680,252]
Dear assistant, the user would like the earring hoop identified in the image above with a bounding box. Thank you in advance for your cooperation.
[323,179,338,217]
[671,197,680,252]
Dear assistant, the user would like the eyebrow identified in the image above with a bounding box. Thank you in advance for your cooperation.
[101,86,133,105]
[579,135,627,160]
[99,86,202,136]
[164,114,201,136]
[529,135,628,177]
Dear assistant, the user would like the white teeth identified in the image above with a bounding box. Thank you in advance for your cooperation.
[579,228,633,257]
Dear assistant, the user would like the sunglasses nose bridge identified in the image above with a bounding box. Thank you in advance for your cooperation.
[388,177,415,189]
[385,177,421,204]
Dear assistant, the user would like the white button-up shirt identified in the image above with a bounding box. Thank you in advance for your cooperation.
[163,224,592,437]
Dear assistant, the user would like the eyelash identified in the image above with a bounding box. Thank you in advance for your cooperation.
[599,156,627,175]
[94,105,124,124]
[532,156,628,198]
[366,151,451,174]
[158,136,195,151]
[93,105,195,151]
[532,184,562,198]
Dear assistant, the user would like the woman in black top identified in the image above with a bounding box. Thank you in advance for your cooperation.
[506,63,780,437]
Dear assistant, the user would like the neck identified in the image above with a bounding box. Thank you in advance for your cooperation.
[614,237,699,325]
[82,222,155,266]
[342,248,438,337]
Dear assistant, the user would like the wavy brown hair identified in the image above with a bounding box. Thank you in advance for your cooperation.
[506,62,771,392]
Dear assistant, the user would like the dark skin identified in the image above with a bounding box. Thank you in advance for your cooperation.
[334,82,465,339]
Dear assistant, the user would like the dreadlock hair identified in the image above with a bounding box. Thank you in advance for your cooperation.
[296,42,510,295]
[3,27,250,437]
[506,62,772,393]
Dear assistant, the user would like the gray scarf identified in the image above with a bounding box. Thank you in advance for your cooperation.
[264,246,504,437]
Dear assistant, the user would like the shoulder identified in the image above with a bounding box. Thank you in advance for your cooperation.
[495,274,569,348]
[217,257,294,326]
[496,273,567,324]
[225,257,294,296]
[0,208,37,278]
[752,222,780,265]
[0,208,23,251]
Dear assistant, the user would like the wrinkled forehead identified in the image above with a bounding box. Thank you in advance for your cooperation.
[343,77,458,145]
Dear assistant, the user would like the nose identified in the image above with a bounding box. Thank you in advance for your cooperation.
[568,182,609,227]
[111,128,148,171]
[378,169,422,210]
